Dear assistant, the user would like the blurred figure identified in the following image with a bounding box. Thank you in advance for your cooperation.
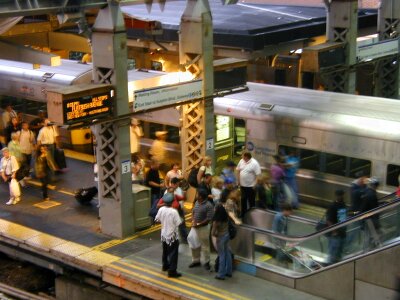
[37,119,59,162]
[149,131,168,167]
[272,203,293,265]
[2,104,17,129]
[198,173,213,204]
[220,177,236,204]
[350,176,367,215]
[326,189,347,264]
[164,163,183,188]
[131,153,144,184]
[255,174,273,209]
[223,189,242,225]
[130,118,143,156]
[211,177,224,206]
[5,117,21,144]
[197,156,213,185]
[236,152,261,217]
[270,155,285,211]
[146,159,163,221]
[29,110,46,137]
[284,150,300,208]
[35,145,58,201]
[0,147,20,205]
[220,161,237,186]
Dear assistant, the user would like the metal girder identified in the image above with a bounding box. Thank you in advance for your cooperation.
[0,39,60,65]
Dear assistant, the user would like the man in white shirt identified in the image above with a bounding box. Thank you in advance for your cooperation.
[0,147,21,205]
[155,193,182,278]
[236,151,261,217]
[37,119,59,159]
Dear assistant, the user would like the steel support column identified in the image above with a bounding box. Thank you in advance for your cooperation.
[179,0,215,173]
[323,0,358,94]
[92,2,134,238]
[375,0,400,99]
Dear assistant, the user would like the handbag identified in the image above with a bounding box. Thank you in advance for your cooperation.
[228,219,237,240]
[9,179,21,198]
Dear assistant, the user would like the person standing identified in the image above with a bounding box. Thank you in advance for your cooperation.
[155,192,183,278]
[189,189,214,270]
[164,163,183,188]
[35,145,58,201]
[236,152,261,217]
[350,176,367,215]
[0,147,20,205]
[272,203,293,265]
[2,104,17,129]
[197,156,213,185]
[211,204,232,280]
[146,160,163,220]
[37,119,59,161]
[18,122,35,171]
[326,189,348,264]
[130,118,143,156]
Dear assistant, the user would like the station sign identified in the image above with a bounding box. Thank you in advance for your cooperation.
[47,84,113,125]
[133,80,203,112]
[357,38,399,63]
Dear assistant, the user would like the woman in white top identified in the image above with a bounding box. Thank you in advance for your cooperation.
[18,121,35,168]
[164,163,183,187]
[197,156,213,185]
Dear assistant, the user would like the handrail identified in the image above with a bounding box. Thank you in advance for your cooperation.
[238,192,399,243]
[245,207,318,226]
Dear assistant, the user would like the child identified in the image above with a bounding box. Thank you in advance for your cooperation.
[211,176,224,206]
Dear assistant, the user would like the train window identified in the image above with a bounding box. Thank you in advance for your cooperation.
[349,158,371,178]
[386,164,400,186]
[148,123,164,139]
[165,125,180,144]
[233,118,245,158]
[325,153,346,176]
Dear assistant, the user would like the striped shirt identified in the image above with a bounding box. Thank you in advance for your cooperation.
[192,200,214,224]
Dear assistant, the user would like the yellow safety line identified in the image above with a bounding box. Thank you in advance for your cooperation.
[115,261,241,300]
[110,264,212,300]
[93,213,193,251]
[129,258,251,300]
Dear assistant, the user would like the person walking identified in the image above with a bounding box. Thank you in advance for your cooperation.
[36,119,59,161]
[0,147,21,205]
[35,145,58,201]
[236,152,261,217]
[155,192,183,278]
[284,150,300,208]
[211,204,232,280]
[189,189,214,270]
[18,121,36,173]
[197,156,213,185]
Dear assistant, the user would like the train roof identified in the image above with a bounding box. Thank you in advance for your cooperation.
[214,82,400,141]
[0,59,92,85]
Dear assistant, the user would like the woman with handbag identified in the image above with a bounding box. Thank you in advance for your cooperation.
[211,204,232,280]
[0,147,21,205]
[35,145,58,201]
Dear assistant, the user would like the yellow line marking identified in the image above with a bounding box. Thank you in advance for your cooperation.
[110,264,212,300]
[130,258,251,300]
[115,261,242,300]
[259,254,272,262]
[93,213,193,251]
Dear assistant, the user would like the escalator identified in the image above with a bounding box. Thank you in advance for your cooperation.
[230,193,400,299]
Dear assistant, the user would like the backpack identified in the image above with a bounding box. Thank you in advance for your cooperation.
[188,168,199,188]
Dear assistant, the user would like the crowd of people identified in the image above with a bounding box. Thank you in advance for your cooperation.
[0,105,63,205]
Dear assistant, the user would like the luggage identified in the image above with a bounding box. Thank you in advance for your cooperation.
[54,148,67,169]
[75,186,98,205]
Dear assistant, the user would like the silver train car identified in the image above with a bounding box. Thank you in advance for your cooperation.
[136,82,400,206]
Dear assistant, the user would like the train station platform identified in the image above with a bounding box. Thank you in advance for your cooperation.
[0,153,325,299]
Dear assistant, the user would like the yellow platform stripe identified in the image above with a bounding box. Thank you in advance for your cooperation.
[115,261,243,300]
[130,258,251,300]
[109,264,212,300]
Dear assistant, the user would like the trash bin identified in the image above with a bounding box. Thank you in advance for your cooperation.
[132,184,151,229]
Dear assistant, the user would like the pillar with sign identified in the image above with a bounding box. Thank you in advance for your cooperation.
[179,0,215,174]
[322,0,358,94]
[91,2,135,238]
[375,0,400,99]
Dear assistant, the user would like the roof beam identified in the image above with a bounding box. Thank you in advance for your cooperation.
[0,39,60,66]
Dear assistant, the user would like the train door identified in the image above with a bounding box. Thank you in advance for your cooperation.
[214,115,245,174]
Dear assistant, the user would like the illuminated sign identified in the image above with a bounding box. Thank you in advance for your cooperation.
[63,91,112,124]
[133,80,203,112]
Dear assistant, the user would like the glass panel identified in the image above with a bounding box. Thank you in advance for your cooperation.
[349,158,371,178]
[165,125,179,144]
[325,153,346,176]
[386,164,400,186]
[279,145,319,171]
[148,122,163,139]
[233,118,245,159]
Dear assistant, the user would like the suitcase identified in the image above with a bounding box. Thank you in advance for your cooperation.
[54,148,67,169]
[75,186,98,205]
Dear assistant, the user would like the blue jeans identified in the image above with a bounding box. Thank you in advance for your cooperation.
[285,177,299,208]
[216,232,232,278]
[328,236,345,264]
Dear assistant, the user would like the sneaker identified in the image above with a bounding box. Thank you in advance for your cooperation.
[6,199,14,205]
[168,272,182,278]
[204,262,211,271]
[215,275,225,280]
[188,262,201,268]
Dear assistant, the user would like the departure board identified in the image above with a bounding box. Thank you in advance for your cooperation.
[63,91,113,124]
